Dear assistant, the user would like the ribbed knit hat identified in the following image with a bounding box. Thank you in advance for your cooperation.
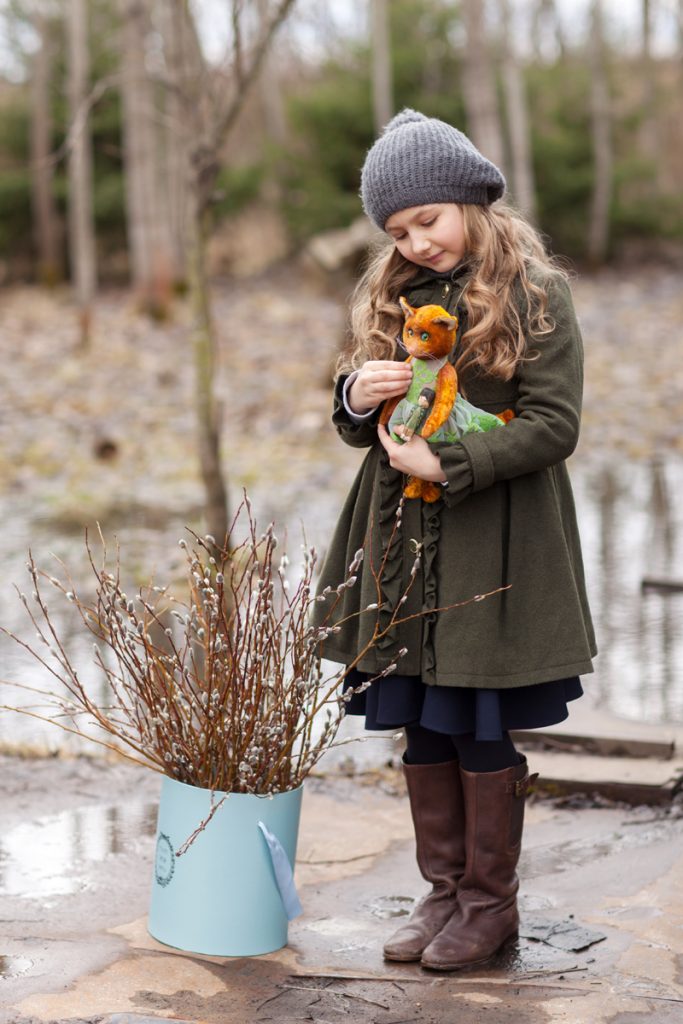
[360,109,506,229]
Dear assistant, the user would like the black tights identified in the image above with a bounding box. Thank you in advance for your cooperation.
[404,723,519,773]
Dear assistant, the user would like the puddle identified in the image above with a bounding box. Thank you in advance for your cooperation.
[304,917,362,938]
[493,936,580,976]
[574,456,683,724]
[0,955,33,979]
[367,895,415,919]
[0,801,158,900]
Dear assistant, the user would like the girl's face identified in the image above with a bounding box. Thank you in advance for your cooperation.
[385,203,466,272]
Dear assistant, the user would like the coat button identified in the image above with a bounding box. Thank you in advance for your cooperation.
[441,283,451,299]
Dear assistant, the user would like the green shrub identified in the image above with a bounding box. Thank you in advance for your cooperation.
[213,163,265,219]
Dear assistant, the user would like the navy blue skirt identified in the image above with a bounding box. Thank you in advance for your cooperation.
[342,670,583,742]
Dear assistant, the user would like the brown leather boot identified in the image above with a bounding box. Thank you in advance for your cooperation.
[383,759,466,962]
[420,756,534,971]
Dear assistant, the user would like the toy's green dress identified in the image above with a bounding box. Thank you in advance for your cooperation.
[388,356,505,443]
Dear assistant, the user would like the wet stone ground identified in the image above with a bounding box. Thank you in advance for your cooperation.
[1,756,683,1023]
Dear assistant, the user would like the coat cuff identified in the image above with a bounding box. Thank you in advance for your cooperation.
[457,431,496,492]
[342,371,380,422]
[434,442,475,508]
[331,375,380,448]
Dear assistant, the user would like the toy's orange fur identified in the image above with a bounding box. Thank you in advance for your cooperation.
[380,297,515,503]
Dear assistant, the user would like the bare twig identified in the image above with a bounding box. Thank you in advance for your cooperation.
[214,0,296,144]
[175,791,229,856]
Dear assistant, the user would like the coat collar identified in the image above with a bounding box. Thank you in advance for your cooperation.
[408,259,472,290]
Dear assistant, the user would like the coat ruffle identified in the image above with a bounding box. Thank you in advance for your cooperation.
[419,494,442,683]
[375,453,405,657]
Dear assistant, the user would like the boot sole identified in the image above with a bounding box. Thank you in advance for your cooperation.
[383,950,423,963]
[420,931,519,972]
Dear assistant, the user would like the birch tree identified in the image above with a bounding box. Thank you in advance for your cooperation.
[30,9,61,284]
[256,0,287,144]
[156,0,201,288]
[370,0,393,134]
[461,0,505,171]
[256,0,288,205]
[639,0,662,191]
[119,0,174,315]
[531,0,567,63]
[498,0,537,221]
[67,0,97,345]
[587,0,612,265]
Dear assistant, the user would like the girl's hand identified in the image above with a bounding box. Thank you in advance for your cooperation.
[348,360,412,414]
[377,423,447,482]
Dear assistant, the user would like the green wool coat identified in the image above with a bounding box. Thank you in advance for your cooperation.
[314,263,597,689]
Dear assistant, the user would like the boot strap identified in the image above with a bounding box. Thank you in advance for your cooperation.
[506,772,539,797]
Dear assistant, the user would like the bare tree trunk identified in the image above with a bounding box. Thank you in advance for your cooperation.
[187,186,229,549]
[257,0,287,144]
[157,0,190,287]
[639,0,662,191]
[178,0,295,545]
[30,12,62,285]
[256,0,288,205]
[370,0,393,134]
[499,0,537,221]
[120,0,173,317]
[67,0,97,346]
[587,0,612,265]
[461,0,505,171]
[531,0,567,63]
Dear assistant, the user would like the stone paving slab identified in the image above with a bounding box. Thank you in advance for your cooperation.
[523,747,683,804]
[517,700,683,751]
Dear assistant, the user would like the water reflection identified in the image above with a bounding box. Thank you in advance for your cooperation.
[0,801,157,899]
[0,456,682,754]
[574,456,683,723]
[0,955,33,979]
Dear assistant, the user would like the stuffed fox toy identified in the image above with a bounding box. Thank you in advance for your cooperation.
[379,297,514,503]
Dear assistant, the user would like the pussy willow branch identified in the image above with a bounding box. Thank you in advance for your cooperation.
[2,495,510,796]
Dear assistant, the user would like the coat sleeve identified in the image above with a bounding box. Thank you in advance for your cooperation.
[436,275,584,508]
[331,374,381,449]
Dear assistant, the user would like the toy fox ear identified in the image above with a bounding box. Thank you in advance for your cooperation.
[432,314,458,332]
[399,296,415,319]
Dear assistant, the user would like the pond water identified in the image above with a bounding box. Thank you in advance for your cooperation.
[572,455,683,725]
[0,453,682,757]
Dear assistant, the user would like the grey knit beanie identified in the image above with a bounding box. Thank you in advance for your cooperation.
[360,109,506,229]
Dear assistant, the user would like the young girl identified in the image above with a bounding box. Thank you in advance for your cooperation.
[314,109,596,972]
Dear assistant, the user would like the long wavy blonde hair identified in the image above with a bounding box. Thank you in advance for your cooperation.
[339,202,568,381]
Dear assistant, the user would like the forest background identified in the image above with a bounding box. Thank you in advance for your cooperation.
[2,0,682,289]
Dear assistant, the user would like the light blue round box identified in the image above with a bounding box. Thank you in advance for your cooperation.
[148,776,303,956]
